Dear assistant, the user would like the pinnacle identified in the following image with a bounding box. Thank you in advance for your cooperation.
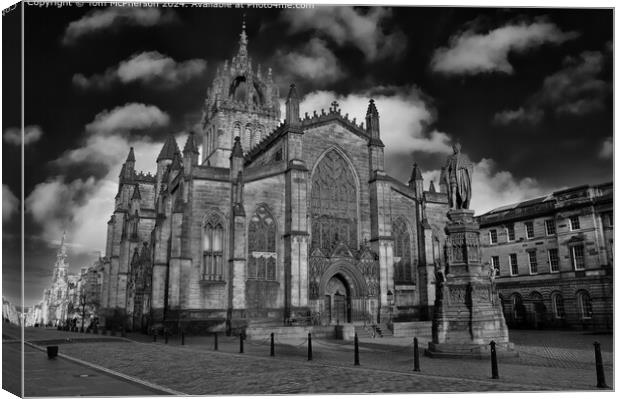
[126,147,135,162]
[231,136,244,158]
[157,135,180,162]
[183,131,200,155]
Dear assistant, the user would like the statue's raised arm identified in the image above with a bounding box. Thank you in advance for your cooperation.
[445,142,473,210]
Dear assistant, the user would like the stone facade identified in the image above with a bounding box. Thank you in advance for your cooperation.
[99,25,450,333]
[477,182,613,330]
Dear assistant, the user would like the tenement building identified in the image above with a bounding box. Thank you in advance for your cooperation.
[478,182,613,330]
[99,25,451,333]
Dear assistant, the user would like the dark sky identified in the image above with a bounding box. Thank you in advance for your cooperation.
[2,3,613,307]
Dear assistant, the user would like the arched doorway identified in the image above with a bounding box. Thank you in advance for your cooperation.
[325,274,351,324]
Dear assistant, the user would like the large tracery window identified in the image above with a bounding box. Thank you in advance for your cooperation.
[311,150,358,254]
[202,214,224,281]
[248,205,277,281]
[393,218,413,283]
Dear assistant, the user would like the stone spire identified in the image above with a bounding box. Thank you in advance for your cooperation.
[429,180,437,193]
[231,136,244,159]
[285,83,300,126]
[237,17,248,59]
[408,162,424,198]
[157,135,180,162]
[182,131,200,155]
[365,99,380,139]
[126,147,135,163]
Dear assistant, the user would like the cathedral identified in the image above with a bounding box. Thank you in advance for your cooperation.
[100,24,450,333]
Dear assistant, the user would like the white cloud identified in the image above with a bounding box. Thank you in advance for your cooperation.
[85,103,170,135]
[422,158,550,215]
[277,38,344,83]
[431,21,579,75]
[28,133,184,253]
[73,51,206,90]
[3,125,44,145]
[63,7,176,45]
[281,6,406,61]
[2,185,19,222]
[599,137,613,160]
[493,50,610,125]
[299,86,452,158]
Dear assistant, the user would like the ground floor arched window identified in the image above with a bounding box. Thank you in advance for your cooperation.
[577,291,593,319]
[551,292,565,319]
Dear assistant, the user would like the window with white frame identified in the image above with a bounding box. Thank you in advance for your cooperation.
[506,224,515,241]
[569,215,580,231]
[527,250,538,274]
[551,293,565,319]
[489,229,498,244]
[548,248,560,273]
[545,219,556,235]
[577,291,593,319]
[525,221,534,239]
[509,253,518,275]
[571,245,585,270]
[491,256,500,276]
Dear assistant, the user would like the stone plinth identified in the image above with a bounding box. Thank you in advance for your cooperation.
[427,209,516,358]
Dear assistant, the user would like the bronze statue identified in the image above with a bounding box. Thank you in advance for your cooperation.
[444,142,473,209]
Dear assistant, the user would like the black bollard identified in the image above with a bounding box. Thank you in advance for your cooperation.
[121,326,126,338]
[413,337,420,372]
[270,333,275,357]
[181,332,185,346]
[594,342,608,388]
[490,341,499,379]
[239,333,244,353]
[354,333,360,366]
[214,332,218,351]
[153,332,157,342]
[307,333,313,361]
[47,346,58,359]
[164,330,169,344]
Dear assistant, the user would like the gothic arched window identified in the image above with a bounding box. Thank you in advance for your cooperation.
[393,218,413,283]
[248,205,277,281]
[244,124,252,152]
[202,214,224,281]
[310,150,357,254]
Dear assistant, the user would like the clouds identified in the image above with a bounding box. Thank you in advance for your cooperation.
[62,7,176,45]
[3,125,43,146]
[29,136,167,252]
[431,21,578,75]
[422,158,550,215]
[3,185,19,222]
[299,86,452,157]
[276,38,344,84]
[494,50,610,125]
[73,51,206,90]
[281,6,406,62]
[85,103,170,136]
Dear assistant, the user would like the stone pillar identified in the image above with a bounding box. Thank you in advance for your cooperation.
[428,209,515,357]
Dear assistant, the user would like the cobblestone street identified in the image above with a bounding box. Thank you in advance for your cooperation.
[5,325,613,395]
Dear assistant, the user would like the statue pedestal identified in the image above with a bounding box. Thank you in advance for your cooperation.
[427,209,516,358]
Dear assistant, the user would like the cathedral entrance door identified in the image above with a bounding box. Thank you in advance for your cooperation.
[326,275,350,324]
